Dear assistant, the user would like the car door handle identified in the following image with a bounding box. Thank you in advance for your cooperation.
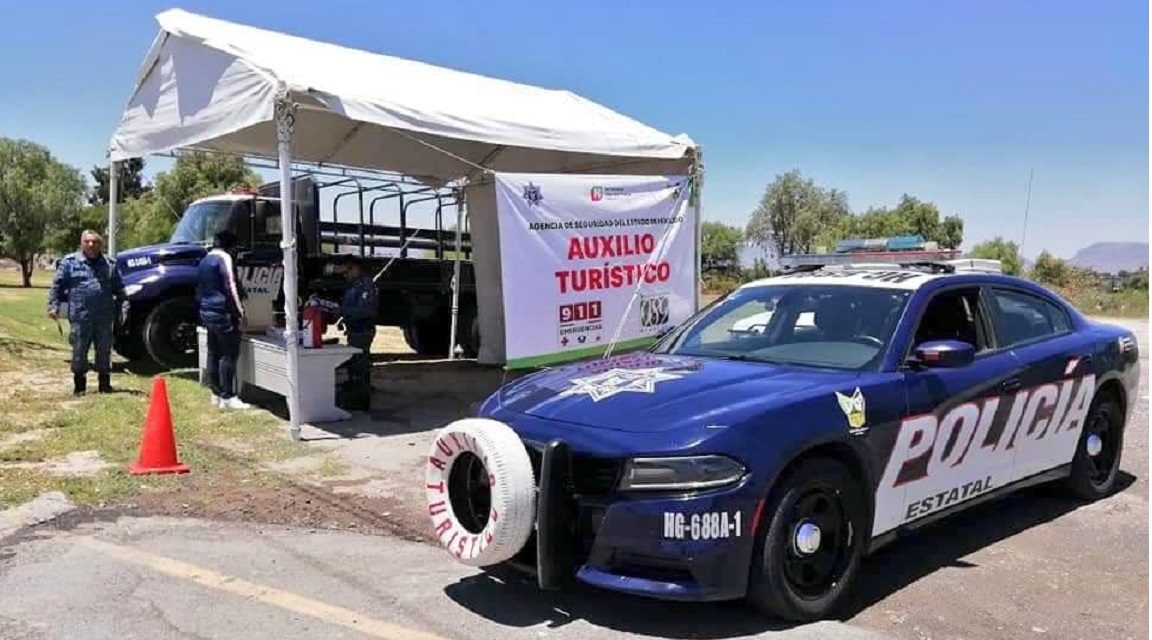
[1001,377,1022,392]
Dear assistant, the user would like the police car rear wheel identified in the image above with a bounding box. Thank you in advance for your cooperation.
[747,457,865,622]
[1064,393,1124,500]
[426,418,537,568]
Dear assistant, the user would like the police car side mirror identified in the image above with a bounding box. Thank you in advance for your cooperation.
[908,340,976,369]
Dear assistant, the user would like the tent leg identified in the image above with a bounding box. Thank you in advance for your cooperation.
[108,160,119,258]
[447,190,465,360]
[692,156,705,311]
[276,88,303,441]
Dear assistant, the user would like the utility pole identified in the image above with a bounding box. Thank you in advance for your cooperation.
[1021,169,1033,261]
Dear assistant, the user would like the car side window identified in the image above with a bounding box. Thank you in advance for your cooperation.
[910,286,991,352]
[989,288,1071,347]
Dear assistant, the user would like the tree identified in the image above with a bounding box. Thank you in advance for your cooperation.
[967,237,1024,275]
[939,215,964,249]
[1030,250,1070,287]
[1127,268,1149,291]
[796,189,965,251]
[151,151,262,223]
[88,158,150,205]
[701,221,742,271]
[46,203,109,256]
[0,138,86,286]
[746,170,849,256]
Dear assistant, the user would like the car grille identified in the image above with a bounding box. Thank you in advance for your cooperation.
[608,551,695,584]
[523,441,622,498]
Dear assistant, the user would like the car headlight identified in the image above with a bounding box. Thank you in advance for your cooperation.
[124,284,143,297]
[619,455,746,491]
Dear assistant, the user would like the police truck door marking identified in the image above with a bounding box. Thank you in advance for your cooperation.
[237,265,284,295]
[873,374,1096,536]
[237,264,284,328]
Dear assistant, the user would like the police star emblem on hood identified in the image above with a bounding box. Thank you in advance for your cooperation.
[557,367,686,402]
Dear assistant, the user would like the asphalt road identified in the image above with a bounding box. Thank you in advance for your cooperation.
[0,516,888,640]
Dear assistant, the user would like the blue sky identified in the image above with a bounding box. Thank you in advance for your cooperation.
[0,0,1146,260]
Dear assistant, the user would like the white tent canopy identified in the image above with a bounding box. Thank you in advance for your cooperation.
[110,8,697,181]
[106,8,702,439]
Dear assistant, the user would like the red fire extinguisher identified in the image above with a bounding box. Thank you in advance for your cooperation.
[302,304,325,348]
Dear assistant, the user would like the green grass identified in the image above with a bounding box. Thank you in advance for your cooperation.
[0,268,319,509]
[1059,286,1148,319]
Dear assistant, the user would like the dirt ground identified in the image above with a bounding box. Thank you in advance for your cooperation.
[79,319,1147,640]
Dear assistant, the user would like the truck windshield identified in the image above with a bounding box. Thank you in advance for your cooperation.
[171,201,233,244]
[652,284,912,371]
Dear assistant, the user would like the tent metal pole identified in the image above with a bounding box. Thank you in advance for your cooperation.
[692,150,704,311]
[447,187,465,360]
[107,160,120,258]
[276,87,303,441]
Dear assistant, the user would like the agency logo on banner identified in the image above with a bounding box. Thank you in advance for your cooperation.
[639,294,670,328]
[522,182,543,206]
[588,184,631,202]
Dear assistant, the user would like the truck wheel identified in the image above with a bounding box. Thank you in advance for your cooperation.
[425,418,537,567]
[114,309,150,363]
[462,314,481,359]
[113,333,146,362]
[746,456,866,622]
[143,297,199,370]
[405,317,451,356]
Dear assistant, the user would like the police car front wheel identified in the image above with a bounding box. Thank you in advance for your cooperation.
[746,456,866,622]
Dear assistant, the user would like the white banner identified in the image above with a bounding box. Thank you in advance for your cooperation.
[494,172,696,368]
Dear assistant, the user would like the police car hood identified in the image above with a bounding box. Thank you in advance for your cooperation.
[115,242,206,275]
[492,351,859,433]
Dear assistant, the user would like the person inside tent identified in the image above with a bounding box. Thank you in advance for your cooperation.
[339,256,378,411]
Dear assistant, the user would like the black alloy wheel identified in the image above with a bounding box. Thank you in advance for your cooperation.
[1065,393,1124,500]
[747,457,866,622]
[782,488,852,599]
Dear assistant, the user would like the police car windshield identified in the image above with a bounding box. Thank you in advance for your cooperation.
[653,284,912,371]
[171,201,233,244]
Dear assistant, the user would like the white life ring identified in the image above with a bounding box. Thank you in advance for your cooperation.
[424,418,537,567]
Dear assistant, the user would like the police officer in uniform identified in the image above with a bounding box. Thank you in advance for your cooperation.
[339,257,378,410]
[47,230,125,396]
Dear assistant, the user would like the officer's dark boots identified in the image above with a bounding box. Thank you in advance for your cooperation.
[73,374,86,397]
[98,373,112,394]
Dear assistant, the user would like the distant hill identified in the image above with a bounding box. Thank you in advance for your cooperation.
[1067,242,1148,274]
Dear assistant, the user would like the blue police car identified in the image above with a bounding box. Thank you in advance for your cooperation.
[423,264,1140,622]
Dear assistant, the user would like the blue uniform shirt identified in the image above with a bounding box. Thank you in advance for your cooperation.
[196,248,247,324]
[341,275,378,333]
[48,251,124,322]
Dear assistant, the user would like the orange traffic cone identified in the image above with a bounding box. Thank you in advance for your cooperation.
[129,376,190,475]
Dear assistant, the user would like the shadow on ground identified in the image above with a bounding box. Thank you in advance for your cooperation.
[0,282,48,290]
[840,473,1136,618]
[445,475,1137,638]
[166,356,523,441]
[0,336,62,354]
[444,564,792,639]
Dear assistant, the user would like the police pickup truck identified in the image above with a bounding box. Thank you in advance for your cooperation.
[111,177,479,369]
